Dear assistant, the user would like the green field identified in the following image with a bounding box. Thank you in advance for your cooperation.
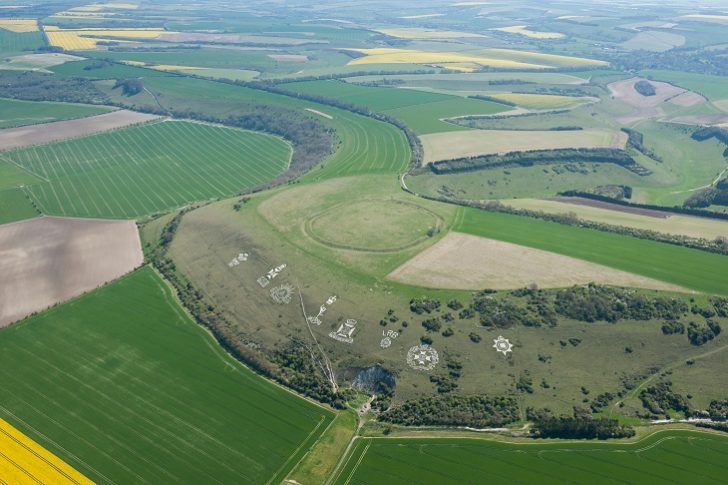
[50,59,174,79]
[88,48,279,72]
[454,207,728,295]
[640,70,728,102]
[0,187,39,224]
[5,120,291,218]
[333,431,728,484]
[281,80,508,134]
[0,97,110,128]
[135,76,411,180]
[0,29,44,53]
[0,266,333,484]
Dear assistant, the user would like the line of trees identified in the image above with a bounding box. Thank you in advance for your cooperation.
[401,186,728,255]
[379,395,519,428]
[429,148,651,176]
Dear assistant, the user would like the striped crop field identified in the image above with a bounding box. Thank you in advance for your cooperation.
[0,29,44,52]
[305,106,411,180]
[0,19,38,33]
[332,431,728,484]
[0,417,93,485]
[0,267,334,484]
[137,76,411,180]
[4,120,291,219]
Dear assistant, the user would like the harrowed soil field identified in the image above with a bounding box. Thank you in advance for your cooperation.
[0,216,143,327]
[0,109,157,152]
[388,231,688,292]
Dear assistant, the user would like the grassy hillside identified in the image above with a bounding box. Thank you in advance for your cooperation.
[0,266,333,484]
[6,120,291,219]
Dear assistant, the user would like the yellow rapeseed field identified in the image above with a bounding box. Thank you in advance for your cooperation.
[346,47,606,70]
[0,19,39,33]
[681,14,728,22]
[0,417,93,485]
[347,48,550,70]
[44,26,171,50]
[495,25,565,39]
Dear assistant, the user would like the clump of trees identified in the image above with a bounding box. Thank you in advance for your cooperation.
[430,148,651,176]
[707,399,728,421]
[639,381,690,417]
[455,284,697,330]
[379,395,519,428]
[410,297,441,314]
[661,320,685,335]
[621,127,663,162]
[272,342,350,408]
[687,320,721,346]
[532,414,635,439]
[0,70,109,104]
[634,80,656,96]
[553,284,688,323]
[113,78,144,96]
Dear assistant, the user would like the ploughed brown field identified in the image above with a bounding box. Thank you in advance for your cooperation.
[0,110,160,152]
[0,216,143,326]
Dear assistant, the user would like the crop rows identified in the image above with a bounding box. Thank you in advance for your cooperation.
[0,267,332,484]
[334,432,728,484]
[7,120,291,219]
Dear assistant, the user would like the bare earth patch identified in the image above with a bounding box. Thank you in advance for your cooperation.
[421,128,626,164]
[668,114,728,126]
[669,90,706,107]
[0,216,143,326]
[0,110,160,151]
[387,232,688,292]
[608,77,686,124]
[304,108,333,119]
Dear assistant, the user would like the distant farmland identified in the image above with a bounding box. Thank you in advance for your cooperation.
[333,431,728,484]
[0,267,333,484]
[281,79,508,134]
[5,120,291,218]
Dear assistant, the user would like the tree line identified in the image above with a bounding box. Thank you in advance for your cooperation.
[429,148,651,176]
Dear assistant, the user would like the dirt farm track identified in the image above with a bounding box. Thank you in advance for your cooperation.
[0,216,143,326]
